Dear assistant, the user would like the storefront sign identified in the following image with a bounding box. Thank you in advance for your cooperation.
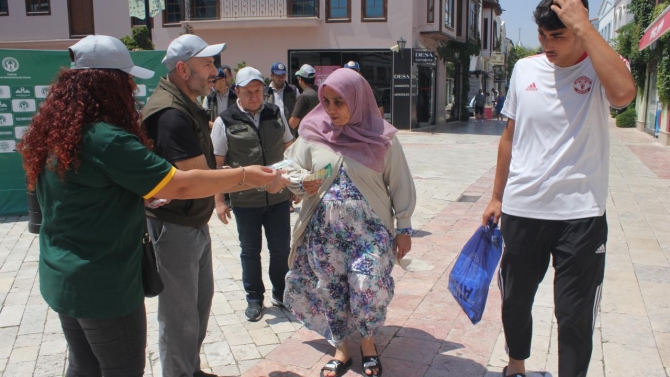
[640,5,670,51]
[413,50,436,64]
[314,66,340,86]
[490,53,505,66]
[0,49,167,216]
[392,50,412,129]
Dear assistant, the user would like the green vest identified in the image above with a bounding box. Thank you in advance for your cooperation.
[221,103,291,208]
[142,78,216,227]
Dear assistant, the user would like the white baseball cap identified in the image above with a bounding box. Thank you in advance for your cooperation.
[69,35,155,80]
[162,34,227,72]
[295,64,316,79]
[236,67,264,87]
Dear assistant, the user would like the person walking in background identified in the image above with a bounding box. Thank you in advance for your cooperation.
[141,34,227,377]
[474,89,486,122]
[481,0,636,376]
[280,68,416,377]
[211,67,294,322]
[19,35,281,377]
[495,90,506,123]
[203,68,236,128]
[289,64,320,135]
[264,61,299,135]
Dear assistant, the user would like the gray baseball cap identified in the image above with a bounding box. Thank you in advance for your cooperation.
[236,67,264,87]
[69,35,155,79]
[162,34,226,72]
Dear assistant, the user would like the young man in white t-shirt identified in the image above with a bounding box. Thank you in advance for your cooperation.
[481,1,636,376]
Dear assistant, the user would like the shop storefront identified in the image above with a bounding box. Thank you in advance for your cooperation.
[645,61,660,136]
[288,48,438,130]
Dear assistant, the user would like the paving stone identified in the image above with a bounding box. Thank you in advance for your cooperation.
[0,305,24,328]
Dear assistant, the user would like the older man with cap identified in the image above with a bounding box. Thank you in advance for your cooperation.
[264,62,299,135]
[203,68,236,128]
[288,64,319,134]
[343,60,385,118]
[141,34,225,377]
[211,67,294,322]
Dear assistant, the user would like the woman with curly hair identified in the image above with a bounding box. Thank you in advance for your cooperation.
[19,35,281,376]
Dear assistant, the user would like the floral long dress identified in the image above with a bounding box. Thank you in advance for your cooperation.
[284,166,397,347]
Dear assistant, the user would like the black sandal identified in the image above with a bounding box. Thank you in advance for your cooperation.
[502,366,526,377]
[320,358,352,377]
[360,345,382,377]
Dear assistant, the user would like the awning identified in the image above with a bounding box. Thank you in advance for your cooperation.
[639,5,670,51]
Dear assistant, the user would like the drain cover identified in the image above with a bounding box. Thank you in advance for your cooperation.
[456,195,480,203]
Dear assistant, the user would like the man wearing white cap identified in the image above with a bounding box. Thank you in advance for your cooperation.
[289,64,319,133]
[141,34,226,377]
[211,67,294,322]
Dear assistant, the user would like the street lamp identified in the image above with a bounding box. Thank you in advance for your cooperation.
[397,37,406,58]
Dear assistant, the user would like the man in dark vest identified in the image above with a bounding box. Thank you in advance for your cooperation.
[263,62,299,137]
[211,67,294,322]
[203,67,237,128]
[142,34,225,377]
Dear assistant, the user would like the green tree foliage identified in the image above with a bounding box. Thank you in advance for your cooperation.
[120,26,155,51]
[612,0,656,92]
[615,107,637,127]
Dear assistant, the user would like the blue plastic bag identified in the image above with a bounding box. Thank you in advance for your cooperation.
[448,221,503,325]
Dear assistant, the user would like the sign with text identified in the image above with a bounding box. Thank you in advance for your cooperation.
[315,66,340,86]
[392,50,412,129]
[413,50,436,64]
[490,53,505,66]
[0,48,167,215]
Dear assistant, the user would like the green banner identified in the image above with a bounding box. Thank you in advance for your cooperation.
[0,48,168,216]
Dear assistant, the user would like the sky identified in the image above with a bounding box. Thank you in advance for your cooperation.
[500,0,603,48]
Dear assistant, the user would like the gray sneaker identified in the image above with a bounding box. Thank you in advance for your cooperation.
[245,302,263,322]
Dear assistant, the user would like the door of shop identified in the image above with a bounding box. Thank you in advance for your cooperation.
[417,65,435,126]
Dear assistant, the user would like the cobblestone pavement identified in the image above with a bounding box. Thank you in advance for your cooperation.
[1,119,669,376]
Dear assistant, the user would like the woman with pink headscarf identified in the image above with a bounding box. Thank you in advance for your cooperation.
[281,68,416,377]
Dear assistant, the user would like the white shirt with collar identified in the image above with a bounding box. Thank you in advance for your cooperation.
[269,82,299,119]
[211,99,293,158]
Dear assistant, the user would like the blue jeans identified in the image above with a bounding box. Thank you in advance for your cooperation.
[59,305,146,377]
[233,200,291,303]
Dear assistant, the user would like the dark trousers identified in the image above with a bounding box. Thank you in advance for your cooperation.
[59,305,146,377]
[233,200,291,303]
[499,213,607,377]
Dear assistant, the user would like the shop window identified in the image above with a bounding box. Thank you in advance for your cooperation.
[327,0,350,22]
[427,0,434,23]
[444,0,454,28]
[468,1,477,41]
[163,0,184,27]
[26,0,50,15]
[377,66,387,81]
[191,0,218,20]
[362,0,386,21]
[0,0,8,15]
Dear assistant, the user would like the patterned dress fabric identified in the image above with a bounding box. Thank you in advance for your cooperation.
[284,167,396,346]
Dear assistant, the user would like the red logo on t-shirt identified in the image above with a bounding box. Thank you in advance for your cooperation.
[573,76,593,94]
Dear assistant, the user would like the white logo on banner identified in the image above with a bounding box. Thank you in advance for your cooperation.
[0,140,16,153]
[12,99,36,112]
[2,57,19,72]
[35,85,50,98]
[0,86,9,99]
[14,126,28,139]
[134,85,147,97]
[0,101,8,110]
[0,113,14,126]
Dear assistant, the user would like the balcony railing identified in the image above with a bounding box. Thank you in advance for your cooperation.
[186,0,319,21]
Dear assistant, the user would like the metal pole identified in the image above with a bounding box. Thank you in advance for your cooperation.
[145,0,153,41]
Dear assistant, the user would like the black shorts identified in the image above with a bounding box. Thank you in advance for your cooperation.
[474,106,484,115]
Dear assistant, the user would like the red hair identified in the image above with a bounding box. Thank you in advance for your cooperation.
[18,68,150,190]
